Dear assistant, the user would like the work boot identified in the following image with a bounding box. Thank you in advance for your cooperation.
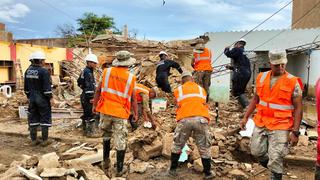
[41,126,52,147]
[30,126,39,146]
[259,159,269,168]
[102,138,111,173]
[315,165,320,180]
[270,171,282,180]
[82,118,87,136]
[238,94,249,108]
[201,158,215,180]
[116,150,127,177]
[86,120,98,137]
[168,153,180,176]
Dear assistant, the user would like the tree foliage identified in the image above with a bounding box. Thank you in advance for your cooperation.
[77,12,117,35]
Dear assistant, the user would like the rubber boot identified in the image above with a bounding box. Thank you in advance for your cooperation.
[86,120,97,137]
[202,158,215,180]
[82,118,87,136]
[116,150,127,177]
[270,171,282,180]
[30,126,38,146]
[238,93,249,108]
[168,153,180,176]
[41,126,52,147]
[259,159,269,168]
[102,137,111,173]
[315,165,320,180]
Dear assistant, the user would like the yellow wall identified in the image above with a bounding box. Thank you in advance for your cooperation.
[16,43,66,76]
[0,41,11,60]
[0,67,9,83]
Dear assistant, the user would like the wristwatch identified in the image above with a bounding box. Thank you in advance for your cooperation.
[292,131,301,137]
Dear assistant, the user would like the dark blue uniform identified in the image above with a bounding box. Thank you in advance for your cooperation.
[224,47,252,97]
[78,66,96,123]
[156,59,183,93]
[24,64,52,127]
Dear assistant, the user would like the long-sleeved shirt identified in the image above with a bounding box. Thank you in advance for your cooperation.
[156,59,183,77]
[224,47,251,70]
[78,66,96,99]
[24,64,52,99]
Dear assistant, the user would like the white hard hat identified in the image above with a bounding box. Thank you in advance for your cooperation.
[238,38,246,45]
[29,51,46,60]
[159,51,168,56]
[85,53,98,64]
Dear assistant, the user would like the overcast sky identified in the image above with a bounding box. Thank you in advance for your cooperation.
[0,0,292,40]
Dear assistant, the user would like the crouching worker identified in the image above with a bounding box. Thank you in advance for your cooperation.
[24,51,53,146]
[169,71,215,179]
[129,83,158,130]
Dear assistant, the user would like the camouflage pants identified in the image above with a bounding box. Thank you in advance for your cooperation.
[100,114,128,151]
[172,116,212,159]
[193,70,212,95]
[250,126,289,174]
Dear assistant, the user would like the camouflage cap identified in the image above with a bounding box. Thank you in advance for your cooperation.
[112,50,136,67]
[269,50,288,65]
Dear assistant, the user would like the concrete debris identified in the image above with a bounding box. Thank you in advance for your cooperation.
[37,152,60,172]
[298,135,309,146]
[211,146,220,159]
[307,130,318,140]
[40,168,77,178]
[129,160,150,173]
[193,158,203,172]
[17,166,41,180]
[228,169,249,180]
[161,133,174,158]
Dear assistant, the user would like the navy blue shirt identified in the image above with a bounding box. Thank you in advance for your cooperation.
[224,47,251,69]
[78,66,96,99]
[24,64,52,99]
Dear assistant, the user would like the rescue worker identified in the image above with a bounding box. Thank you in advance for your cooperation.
[129,83,157,130]
[169,71,214,179]
[77,53,98,137]
[315,78,320,179]
[224,38,251,108]
[24,51,52,146]
[240,50,303,180]
[93,50,138,176]
[191,39,213,97]
[156,51,183,93]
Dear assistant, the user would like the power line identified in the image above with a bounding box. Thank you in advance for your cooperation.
[252,0,320,50]
[213,0,293,64]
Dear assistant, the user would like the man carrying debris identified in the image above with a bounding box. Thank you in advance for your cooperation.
[129,83,158,130]
[24,51,52,146]
[315,78,320,179]
[77,53,98,137]
[169,71,214,179]
[240,50,303,180]
[156,51,183,93]
[224,38,251,108]
[191,39,213,97]
[93,50,138,176]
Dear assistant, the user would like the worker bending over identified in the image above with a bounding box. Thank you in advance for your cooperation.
[156,51,183,93]
[169,71,214,179]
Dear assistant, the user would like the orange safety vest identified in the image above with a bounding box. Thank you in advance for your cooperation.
[174,81,210,121]
[135,83,150,103]
[193,47,213,71]
[95,67,136,119]
[254,70,301,130]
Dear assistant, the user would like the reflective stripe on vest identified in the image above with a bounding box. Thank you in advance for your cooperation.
[135,86,149,94]
[101,67,134,101]
[260,71,295,84]
[259,100,294,110]
[194,50,211,62]
[177,85,206,102]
